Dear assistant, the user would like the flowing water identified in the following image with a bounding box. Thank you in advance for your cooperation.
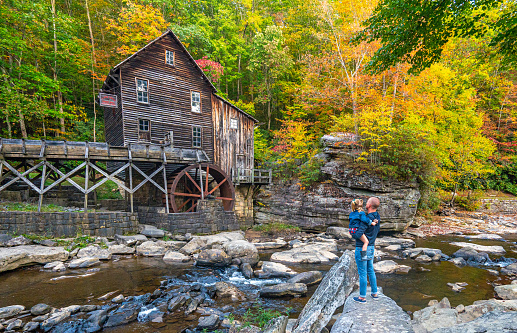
[1,234,516,332]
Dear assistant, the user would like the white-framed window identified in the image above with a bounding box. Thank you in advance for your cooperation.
[191,91,201,113]
[192,126,202,148]
[138,119,150,141]
[230,118,238,130]
[136,78,149,104]
[165,50,174,66]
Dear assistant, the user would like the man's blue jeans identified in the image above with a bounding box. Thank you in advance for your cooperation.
[354,246,378,298]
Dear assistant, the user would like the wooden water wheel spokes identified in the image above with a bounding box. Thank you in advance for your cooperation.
[167,163,235,213]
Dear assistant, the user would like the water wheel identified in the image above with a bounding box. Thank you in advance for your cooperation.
[164,163,235,213]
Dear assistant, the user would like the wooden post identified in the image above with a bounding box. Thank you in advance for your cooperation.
[84,162,89,212]
[199,164,204,200]
[162,146,169,214]
[129,163,133,213]
[92,163,97,209]
[38,162,47,212]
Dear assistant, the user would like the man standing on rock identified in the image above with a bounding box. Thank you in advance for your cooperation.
[353,197,381,303]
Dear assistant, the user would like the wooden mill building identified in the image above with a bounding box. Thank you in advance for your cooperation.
[99,29,269,224]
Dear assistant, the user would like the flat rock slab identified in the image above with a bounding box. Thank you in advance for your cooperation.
[0,245,69,273]
[254,240,287,250]
[376,237,415,249]
[260,283,307,298]
[270,244,338,264]
[495,284,517,300]
[331,291,413,333]
[450,242,506,255]
[432,310,517,333]
[373,260,411,274]
[466,234,504,241]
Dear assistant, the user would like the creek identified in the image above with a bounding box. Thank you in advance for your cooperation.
[0,234,516,332]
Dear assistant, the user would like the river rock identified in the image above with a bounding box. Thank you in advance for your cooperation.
[255,261,297,278]
[262,315,288,333]
[449,257,467,267]
[373,260,411,274]
[215,281,246,301]
[0,245,69,273]
[197,231,245,246]
[139,225,165,238]
[84,309,108,332]
[6,235,31,246]
[223,240,259,266]
[458,299,517,322]
[114,234,147,246]
[326,227,352,240]
[271,244,338,264]
[376,237,415,249]
[452,247,489,264]
[433,310,517,333]
[23,321,40,332]
[501,263,517,275]
[287,271,323,285]
[416,255,433,263]
[292,251,357,333]
[136,241,167,257]
[412,297,459,332]
[385,244,402,251]
[447,282,467,292]
[331,291,412,333]
[198,314,220,331]
[260,283,307,298]
[41,307,77,330]
[108,244,135,255]
[450,242,505,255]
[163,251,190,262]
[196,249,232,267]
[0,234,12,246]
[180,238,207,255]
[112,295,125,303]
[44,261,66,272]
[0,305,25,319]
[403,247,446,259]
[160,240,187,251]
[495,284,517,300]
[31,303,51,316]
[466,233,504,241]
[241,262,253,279]
[68,257,100,268]
[168,295,187,312]
[6,319,23,330]
[254,239,288,250]
[77,245,112,260]
[104,302,141,328]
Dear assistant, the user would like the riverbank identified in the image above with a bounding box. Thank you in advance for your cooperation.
[1,214,517,332]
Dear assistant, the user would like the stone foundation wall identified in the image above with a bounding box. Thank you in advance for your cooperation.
[235,184,254,228]
[0,212,138,237]
[137,199,240,235]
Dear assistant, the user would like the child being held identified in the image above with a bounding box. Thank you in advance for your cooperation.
[348,198,378,260]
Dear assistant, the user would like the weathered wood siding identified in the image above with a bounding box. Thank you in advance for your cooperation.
[212,94,254,176]
[102,75,124,147]
[119,34,214,160]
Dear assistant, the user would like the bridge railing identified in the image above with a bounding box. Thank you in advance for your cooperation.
[233,168,272,185]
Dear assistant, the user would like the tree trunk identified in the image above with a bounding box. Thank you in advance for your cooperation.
[5,116,12,138]
[51,0,66,135]
[237,53,241,100]
[18,109,27,139]
[85,0,97,142]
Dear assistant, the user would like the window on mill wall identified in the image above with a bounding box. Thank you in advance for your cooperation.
[191,91,201,113]
[136,79,149,104]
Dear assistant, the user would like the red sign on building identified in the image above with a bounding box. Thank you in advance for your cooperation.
[99,93,117,107]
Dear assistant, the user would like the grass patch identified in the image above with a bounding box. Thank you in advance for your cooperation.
[0,202,67,212]
[242,303,292,328]
[252,222,301,234]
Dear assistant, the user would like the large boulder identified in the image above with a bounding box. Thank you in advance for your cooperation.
[292,251,357,333]
[114,234,147,246]
[270,244,338,264]
[458,299,517,323]
[260,283,307,298]
[139,225,165,238]
[502,263,517,275]
[163,251,190,263]
[223,240,259,266]
[403,248,446,259]
[104,303,141,328]
[68,257,100,269]
[108,244,135,255]
[255,261,298,278]
[450,242,505,255]
[197,231,245,246]
[331,291,413,333]
[254,239,288,250]
[136,241,167,257]
[6,235,31,247]
[452,247,489,264]
[215,281,247,301]
[412,297,459,332]
[197,314,220,331]
[376,237,415,249]
[196,249,232,267]
[432,311,517,333]
[262,316,289,333]
[180,238,207,255]
[77,245,112,260]
[326,227,352,240]
[0,245,69,273]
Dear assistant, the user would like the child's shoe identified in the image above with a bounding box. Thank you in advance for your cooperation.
[371,293,379,300]
[360,250,368,261]
[353,297,366,303]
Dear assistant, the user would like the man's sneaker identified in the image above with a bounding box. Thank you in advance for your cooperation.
[353,297,366,303]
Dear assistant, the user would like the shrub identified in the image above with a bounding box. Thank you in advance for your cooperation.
[453,190,483,211]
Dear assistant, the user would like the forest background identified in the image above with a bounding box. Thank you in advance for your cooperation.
[1,0,516,211]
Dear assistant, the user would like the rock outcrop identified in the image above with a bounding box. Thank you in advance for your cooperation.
[331,291,413,333]
[254,133,420,232]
